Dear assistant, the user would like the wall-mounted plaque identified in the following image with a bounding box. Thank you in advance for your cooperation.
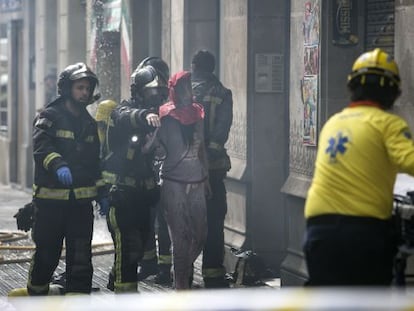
[255,53,284,93]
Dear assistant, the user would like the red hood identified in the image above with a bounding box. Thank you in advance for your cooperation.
[159,71,204,125]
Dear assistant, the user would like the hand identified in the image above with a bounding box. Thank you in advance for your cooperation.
[146,113,161,128]
[98,197,110,216]
[56,166,73,186]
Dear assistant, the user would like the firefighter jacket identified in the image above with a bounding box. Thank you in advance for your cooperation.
[32,98,103,204]
[101,99,158,191]
[191,71,232,171]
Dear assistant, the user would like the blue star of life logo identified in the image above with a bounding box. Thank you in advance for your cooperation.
[325,132,349,161]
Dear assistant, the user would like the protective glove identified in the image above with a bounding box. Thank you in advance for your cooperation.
[14,202,35,232]
[56,166,73,186]
[98,197,110,216]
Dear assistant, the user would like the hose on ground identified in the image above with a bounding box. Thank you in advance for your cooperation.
[0,231,114,265]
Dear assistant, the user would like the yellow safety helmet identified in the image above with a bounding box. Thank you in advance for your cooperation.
[96,99,117,122]
[347,48,401,91]
[96,99,117,148]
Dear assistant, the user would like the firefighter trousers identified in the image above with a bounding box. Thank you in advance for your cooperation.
[28,200,94,295]
[143,201,172,265]
[106,188,152,293]
[202,170,228,282]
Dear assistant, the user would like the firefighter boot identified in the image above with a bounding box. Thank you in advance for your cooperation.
[204,277,230,288]
[154,264,172,286]
[137,258,158,281]
[8,284,64,297]
[8,288,29,297]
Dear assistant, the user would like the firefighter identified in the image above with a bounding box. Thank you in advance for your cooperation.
[191,50,233,288]
[102,57,169,293]
[10,63,103,296]
[304,48,412,286]
[134,58,173,286]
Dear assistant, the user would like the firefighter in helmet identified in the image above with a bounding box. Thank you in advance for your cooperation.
[134,58,173,286]
[10,62,103,296]
[304,48,411,286]
[191,50,233,288]
[101,57,169,293]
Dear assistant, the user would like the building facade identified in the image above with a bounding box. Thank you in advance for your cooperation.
[0,0,413,285]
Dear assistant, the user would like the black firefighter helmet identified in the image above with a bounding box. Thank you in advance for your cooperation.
[57,62,99,104]
[130,57,169,108]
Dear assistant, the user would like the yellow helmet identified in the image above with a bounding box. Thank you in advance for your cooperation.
[95,99,117,147]
[95,99,117,122]
[347,48,401,90]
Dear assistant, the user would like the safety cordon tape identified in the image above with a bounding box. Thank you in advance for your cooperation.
[0,230,114,265]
